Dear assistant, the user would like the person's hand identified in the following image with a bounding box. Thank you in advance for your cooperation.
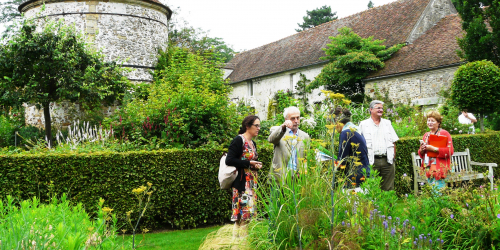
[419,141,426,152]
[425,145,438,153]
[250,161,262,170]
[282,120,293,130]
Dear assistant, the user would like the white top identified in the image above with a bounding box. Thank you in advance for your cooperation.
[359,117,399,165]
[458,113,476,134]
[458,113,476,125]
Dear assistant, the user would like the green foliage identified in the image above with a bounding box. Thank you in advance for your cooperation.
[0,0,22,38]
[0,19,130,145]
[455,0,500,66]
[309,27,404,97]
[451,60,500,132]
[0,115,15,147]
[0,194,120,249]
[295,73,312,114]
[167,13,235,63]
[296,5,338,32]
[116,46,239,148]
[0,146,274,230]
[368,0,374,9]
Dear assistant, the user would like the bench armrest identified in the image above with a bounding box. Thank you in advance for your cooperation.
[470,161,497,167]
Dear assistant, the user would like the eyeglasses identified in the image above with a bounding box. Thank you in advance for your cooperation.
[252,124,261,128]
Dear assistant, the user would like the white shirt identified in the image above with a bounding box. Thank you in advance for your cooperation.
[359,117,399,165]
[458,113,476,134]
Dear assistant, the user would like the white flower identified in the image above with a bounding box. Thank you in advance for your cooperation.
[300,117,317,130]
[459,130,462,134]
[454,128,457,130]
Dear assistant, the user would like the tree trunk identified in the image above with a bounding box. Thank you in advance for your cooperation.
[43,102,52,148]
[480,113,485,133]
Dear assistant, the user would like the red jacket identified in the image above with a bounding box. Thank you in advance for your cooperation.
[418,129,454,180]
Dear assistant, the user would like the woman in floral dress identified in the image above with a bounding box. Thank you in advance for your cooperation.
[226,115,262,237]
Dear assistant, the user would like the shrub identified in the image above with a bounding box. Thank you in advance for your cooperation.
[112,47,240,148]
[0,194,119,249]
[452,60,500,132]
[0,115,15,147]
[0,145,274,230]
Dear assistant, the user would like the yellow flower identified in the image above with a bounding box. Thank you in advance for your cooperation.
[102,207,113,213]
[340,165,346,169]
[342,99,352,105]
[298,157,305,163]
[350,142,359,147]
[325,124,335,130]
[126,210,133,217]
[356,151,361,155]
[319,142,327,147]
[147,182,153,187]
[132,188,144,194]
[354,162,363,166]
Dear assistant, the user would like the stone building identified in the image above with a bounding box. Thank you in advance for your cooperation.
[224,0,459,119]
[18,0,172,126]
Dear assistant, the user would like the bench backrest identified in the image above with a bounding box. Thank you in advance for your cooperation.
[411,148,472,176]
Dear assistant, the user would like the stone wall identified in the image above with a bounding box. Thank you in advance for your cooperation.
[229,64,326,119]
[364,65,460,105]
[22,0,170,82]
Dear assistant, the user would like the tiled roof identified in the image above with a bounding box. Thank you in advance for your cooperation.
[367,14,463,79]
[227,0,431,83]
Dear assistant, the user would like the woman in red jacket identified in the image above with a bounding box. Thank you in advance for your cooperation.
[418,111,454,190]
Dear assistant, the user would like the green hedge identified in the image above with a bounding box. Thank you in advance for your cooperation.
[1,133,498,230]
[0,146,273,230]
[394,132,500,194]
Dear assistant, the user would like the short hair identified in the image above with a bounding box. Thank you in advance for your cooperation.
[283,106,300,119]
[426,110,443,127]
[369,100,384,109]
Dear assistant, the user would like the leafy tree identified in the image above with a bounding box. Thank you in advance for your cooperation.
[451,60,500,132]
[368,1,375,9]
[295,73,312,114]
[118,46,239,148]
[0,0,23,38]
[454,0,500,65]
[308,27,404,99]
[168,8,235,62]
[296,5,337,32]
[0,19,130,146]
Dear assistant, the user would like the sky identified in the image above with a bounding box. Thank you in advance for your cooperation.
[1,0,396,51]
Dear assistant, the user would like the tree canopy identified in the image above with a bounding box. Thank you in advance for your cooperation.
[0,19,130,146]
[308,27,404,99]
[454,0,500,65]
[168,8,236,63]
[451,60,500,132]
[296,5,338,32]
[368,1,375,9]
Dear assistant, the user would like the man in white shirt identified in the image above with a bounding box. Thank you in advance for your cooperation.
[359,100,399,191]
[458,109,477,134]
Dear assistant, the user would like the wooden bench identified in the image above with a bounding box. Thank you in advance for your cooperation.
[411,148,497,195]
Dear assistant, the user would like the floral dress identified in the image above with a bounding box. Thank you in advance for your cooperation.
[231,136,258,222]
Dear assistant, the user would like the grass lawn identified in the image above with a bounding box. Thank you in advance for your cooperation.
[118,225,222,250]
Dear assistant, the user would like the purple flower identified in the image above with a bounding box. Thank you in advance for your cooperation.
[403,173,407,177]
[439,230,442,233]
[347,223,351,227]
[437,238,440,241]
[412,226,415,230]
[466,203,469,207]
[391,228,396,236]
[419,235,423,240]
[420,182,424,186]
[413,241,417,245]
[424,236,427,240]
[428,233,431,237]
[441,239,444,244]
[388,216,392,220]
[342,221,345,226]
[383,220,388,229]
[405,194,408,198]
[497,214,500,219]
[429,239,432,244]
[358,227,362,234]
[450,214,454,219]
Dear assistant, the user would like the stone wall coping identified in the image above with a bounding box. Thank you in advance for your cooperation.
[19,0,172,19]
[363,62,463,83]
[412,97,444,106]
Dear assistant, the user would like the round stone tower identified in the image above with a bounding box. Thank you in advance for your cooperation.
[19,0,172,82]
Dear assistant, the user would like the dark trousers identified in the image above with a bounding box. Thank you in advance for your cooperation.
[374,156,395,191]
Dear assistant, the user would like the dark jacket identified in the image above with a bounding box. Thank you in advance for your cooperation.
[338,128,370,186]
[225,135,257,192]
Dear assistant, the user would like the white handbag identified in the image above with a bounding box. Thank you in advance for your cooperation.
[218,153,237,190]
[218,135,246,190]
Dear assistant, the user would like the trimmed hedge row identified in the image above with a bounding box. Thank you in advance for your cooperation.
[0,132,498,229]
[394,132,500,194]
[0,146,272,230]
